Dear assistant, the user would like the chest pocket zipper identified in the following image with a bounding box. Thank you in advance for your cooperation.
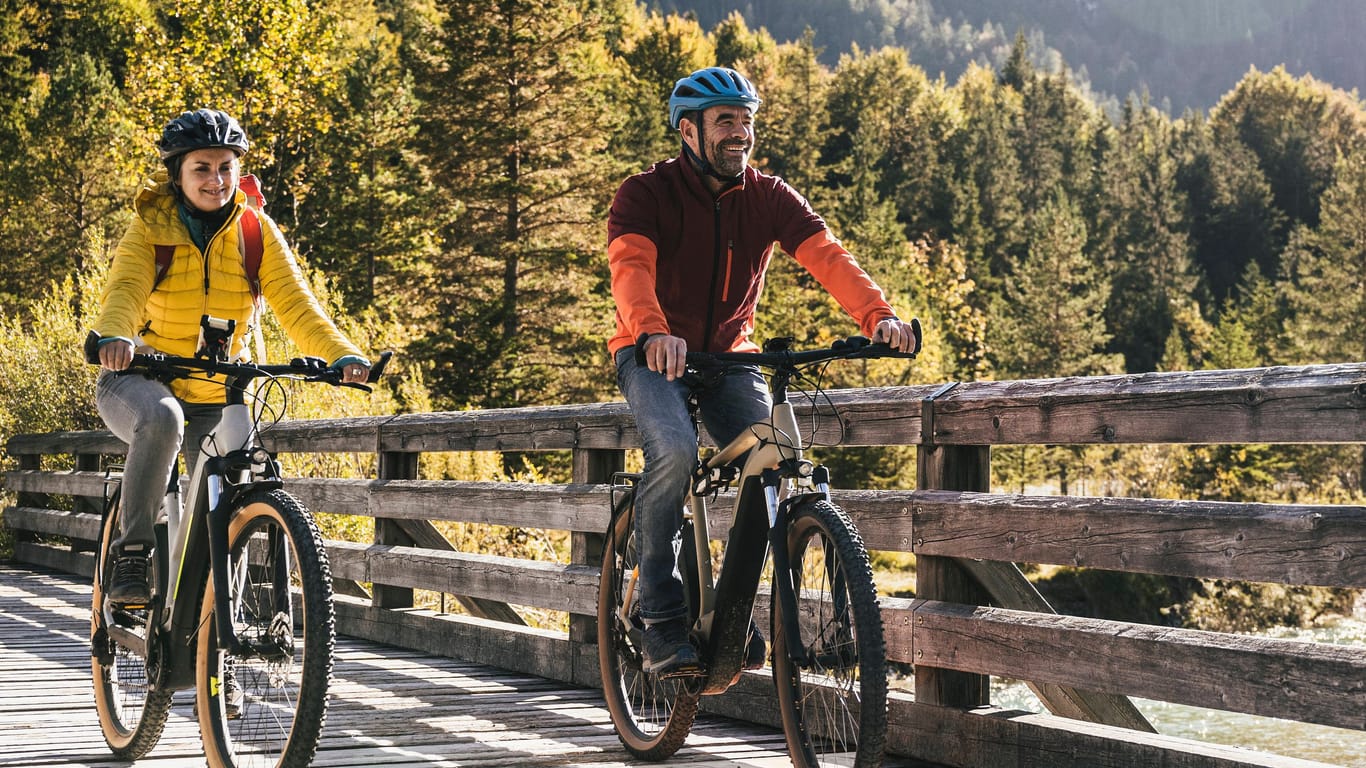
[721,240,734,303]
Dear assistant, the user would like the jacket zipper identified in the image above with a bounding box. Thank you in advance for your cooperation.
[702,199,724,353]
[202,211,238,295]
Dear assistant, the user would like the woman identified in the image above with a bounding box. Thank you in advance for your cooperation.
[90,108,370,605]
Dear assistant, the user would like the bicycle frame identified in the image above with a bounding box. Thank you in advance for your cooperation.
[98,375,283,690]
[602,331,916,765]
[642,377,833,695]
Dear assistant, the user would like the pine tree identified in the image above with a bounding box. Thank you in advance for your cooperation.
[994,189,1120,379]
[409,0,623,407]
[291,11,439,314]
[1174,113,1284,304]
[0,2,144,310]
[1098,97,1201,372]
[612,8,714,171]
[824,46,951,239]
[711,10,775,69]
[944,62,1025,294]
[1281,150,1366,364]
[749,30,830,199]
[1210,66,1366,237]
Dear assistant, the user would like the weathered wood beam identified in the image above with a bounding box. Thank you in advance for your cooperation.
[2,506,101,542]
[908,490,1366,587]
[930,364,1366,445]
[909,599,1366,731]
[326,541,599,616]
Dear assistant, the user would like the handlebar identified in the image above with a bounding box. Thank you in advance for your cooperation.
[635,317,922,373]
[84,330,393,392]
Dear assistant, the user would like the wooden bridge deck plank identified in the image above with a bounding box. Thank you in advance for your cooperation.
[0,563,923,767]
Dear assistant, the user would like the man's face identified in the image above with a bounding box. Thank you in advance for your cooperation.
[683,104,755,178]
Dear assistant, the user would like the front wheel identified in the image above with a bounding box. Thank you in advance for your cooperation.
[195,489,335,768]
[597,490,700,760]
[772,498,888,768]
[91,486,175,759]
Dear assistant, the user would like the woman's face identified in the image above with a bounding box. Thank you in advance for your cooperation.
[177,148,240,212]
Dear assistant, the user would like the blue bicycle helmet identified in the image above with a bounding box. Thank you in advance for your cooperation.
[668,67,761,129]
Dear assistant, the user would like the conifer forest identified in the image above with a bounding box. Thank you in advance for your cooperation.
[2,0,1364,504]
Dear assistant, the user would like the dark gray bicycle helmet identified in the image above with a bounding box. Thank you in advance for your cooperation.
[668,67,761,129]
[157,109,250,169]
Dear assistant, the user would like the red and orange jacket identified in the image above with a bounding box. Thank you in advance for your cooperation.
[607,153,898,356]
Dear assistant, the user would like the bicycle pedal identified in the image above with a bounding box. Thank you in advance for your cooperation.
[655,663,707,680]
[111,603,149,622]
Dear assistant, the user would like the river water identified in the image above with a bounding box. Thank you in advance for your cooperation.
[991,617,1366,766]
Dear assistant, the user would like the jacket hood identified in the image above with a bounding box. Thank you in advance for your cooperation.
[133,170,248,242]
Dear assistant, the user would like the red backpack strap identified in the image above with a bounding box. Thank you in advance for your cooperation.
[238,174,266,209]
[153,244,175,289]
[239,207,264,300]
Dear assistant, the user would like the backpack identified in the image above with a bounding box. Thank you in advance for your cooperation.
[153,173,266,299]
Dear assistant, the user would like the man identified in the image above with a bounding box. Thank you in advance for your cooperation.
[607,67,918,676]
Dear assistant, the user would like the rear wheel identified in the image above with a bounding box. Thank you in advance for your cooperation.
[772,498,888,768]
[597,492,699,760]
[196,489,334,768]
[91,487,174,759]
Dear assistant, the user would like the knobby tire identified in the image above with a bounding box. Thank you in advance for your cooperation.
[772,498,888,768]
[597,492,700,760]
[195,489,335,768]
[91,488,175,759]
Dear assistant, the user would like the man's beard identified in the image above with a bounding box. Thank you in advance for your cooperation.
[707,141,750,178]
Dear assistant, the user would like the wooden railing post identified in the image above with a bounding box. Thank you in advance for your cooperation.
[915,383,992,708]
[373,450,419,609]
[73,453,102,553]
[13,454,43,549]
[569,448,623,653]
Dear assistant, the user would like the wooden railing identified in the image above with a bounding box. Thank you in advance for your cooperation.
[5,363,1365,767]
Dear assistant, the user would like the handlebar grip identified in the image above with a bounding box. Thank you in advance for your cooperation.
[634,334,650,367]
[910,317,923,357]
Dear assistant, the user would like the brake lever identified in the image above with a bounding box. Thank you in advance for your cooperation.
[368,350,394,380]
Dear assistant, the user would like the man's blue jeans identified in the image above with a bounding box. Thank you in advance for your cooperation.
[614,347,771,622]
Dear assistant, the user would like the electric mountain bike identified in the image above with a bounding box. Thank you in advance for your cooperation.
[598,323,921,767]
[84,319,391,768]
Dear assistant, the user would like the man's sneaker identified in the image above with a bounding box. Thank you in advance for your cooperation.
[641,618,704,678]
[743,620,767,670]
[107,544,151,605]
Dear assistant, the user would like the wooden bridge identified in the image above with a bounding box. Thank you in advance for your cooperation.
[4,363,1365,767]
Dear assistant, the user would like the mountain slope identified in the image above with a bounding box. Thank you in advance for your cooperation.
[660,0,1364,113]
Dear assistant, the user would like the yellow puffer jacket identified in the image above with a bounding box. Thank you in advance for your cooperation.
[93,173,364,403]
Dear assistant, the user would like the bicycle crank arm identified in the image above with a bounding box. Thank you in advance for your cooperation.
[104,623,147,658]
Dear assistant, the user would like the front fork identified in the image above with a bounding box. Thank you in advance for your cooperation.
[765,465,831,668]
[206,449,285,659]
